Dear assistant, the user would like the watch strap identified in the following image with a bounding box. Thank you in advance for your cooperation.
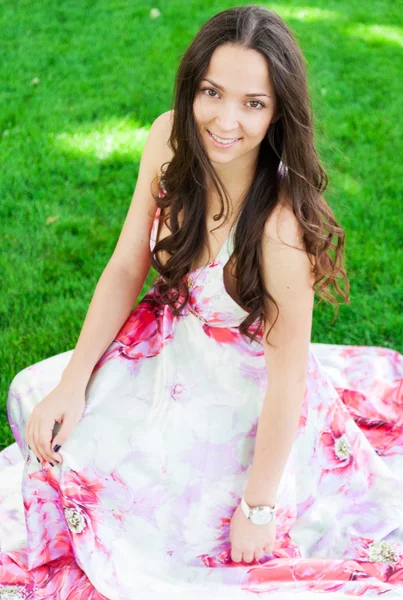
[241,495,277,520]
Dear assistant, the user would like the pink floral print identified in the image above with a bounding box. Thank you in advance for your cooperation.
[0,191,402,598]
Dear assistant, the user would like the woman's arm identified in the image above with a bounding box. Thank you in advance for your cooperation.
[60,111,173,391]
[60,264,149,389]
[244,199,315,506]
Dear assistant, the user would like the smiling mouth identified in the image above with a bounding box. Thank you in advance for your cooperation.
[206,129,242,146]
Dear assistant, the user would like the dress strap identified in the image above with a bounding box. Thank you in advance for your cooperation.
[215,220,238,266]
[150,179,166,252]
[150,206,162,252]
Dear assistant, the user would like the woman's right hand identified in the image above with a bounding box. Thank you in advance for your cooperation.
[25,380,86,466]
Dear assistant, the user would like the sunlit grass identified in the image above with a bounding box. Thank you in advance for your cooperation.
[346,24,403,47]
[53,119,150,160]
[268,5,342,22]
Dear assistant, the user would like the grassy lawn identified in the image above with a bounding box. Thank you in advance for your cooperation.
[1,0,402,448]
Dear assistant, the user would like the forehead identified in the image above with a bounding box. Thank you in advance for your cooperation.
[204,44,272,92]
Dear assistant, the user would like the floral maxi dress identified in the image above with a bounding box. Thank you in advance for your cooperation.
[0,198,403,600]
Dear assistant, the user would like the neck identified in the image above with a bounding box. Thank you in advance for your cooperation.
[206,150,258,208]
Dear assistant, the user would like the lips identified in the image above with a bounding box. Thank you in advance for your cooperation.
[207,129,241,142]
[206,129,242,149]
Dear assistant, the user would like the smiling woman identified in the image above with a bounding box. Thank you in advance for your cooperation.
[1,4,403,600]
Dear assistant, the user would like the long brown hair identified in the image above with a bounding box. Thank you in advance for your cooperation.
[150,4,350,346]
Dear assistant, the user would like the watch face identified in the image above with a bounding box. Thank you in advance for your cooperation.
[250,508,273,525]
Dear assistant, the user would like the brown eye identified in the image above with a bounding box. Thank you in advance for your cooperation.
[201,87,219,98]
[247,100,265,110]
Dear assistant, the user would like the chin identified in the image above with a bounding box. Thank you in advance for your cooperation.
[209,153,238,165]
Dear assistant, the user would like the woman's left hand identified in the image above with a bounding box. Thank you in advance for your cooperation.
[229,504,276,563]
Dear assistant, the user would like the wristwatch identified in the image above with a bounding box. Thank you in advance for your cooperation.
[241,494,277,525]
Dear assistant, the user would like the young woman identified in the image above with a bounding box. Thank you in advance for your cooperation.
[1,5,402,599]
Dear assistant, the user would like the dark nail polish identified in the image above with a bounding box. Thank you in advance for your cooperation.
[49,462,54,467]
[37,457,41,463]
[53,444,61,452]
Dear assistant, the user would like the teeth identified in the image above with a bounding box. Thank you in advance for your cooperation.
[210,131,239,144]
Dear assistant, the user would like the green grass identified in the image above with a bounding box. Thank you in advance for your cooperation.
[1,0,402,448]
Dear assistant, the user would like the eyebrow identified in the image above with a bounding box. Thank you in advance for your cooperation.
[201,78,272,98]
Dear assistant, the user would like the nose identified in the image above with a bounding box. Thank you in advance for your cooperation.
[214,103,240,133]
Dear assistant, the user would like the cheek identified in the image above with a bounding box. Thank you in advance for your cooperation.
[193,97,211,123]
[247,116,273,140]
[242,123,266,142]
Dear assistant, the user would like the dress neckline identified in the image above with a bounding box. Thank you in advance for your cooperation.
[189,218,238,273]
[155,177,240,273]
[152,205,239,274]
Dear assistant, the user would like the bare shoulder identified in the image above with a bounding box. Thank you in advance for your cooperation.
[105,110,174,278]
[152,109,174,138]
[152,109,175,174]
[156,108,174,135]
[263,189,305,250]
[261,187,316,286]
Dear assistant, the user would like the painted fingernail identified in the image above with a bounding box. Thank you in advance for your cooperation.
[53,444,61,452]
[49,462,54,467]
[37,457,41,463]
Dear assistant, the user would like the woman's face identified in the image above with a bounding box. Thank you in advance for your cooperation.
[193,44,277,167]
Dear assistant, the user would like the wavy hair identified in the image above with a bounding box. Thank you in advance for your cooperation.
[150,4,350,346]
